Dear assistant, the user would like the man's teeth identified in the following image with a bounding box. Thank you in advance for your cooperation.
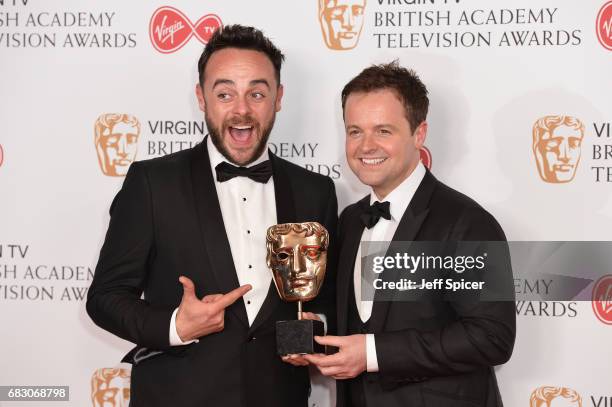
[232,125,253,130]
[361,158,386,165]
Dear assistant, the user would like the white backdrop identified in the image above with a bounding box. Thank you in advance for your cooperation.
[1,0,611,406]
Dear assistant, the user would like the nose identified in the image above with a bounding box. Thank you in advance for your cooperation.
[291,248,304,275]
[359,132,378,154]
[117,136,128,157]
[232,94,251,117]
[558,138,570,163]
[342,8,355,29]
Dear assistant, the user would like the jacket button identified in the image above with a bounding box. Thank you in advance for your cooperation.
[248,336,256,342]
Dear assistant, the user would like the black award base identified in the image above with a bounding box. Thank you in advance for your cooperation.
[276,319,325,355]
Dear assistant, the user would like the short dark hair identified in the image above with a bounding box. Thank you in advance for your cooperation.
[341,61,429,131]
[198,24,285,87]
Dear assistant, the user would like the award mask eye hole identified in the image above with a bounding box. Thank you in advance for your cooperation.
[306,249,319,259]
[302,246,322,260]
[276,252,290,261]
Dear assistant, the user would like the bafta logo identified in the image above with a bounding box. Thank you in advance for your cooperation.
[532,115,584,183]
[94,114,141,177]
[91,368,130,407]
[318,0,366,50]
[530,386,582,407]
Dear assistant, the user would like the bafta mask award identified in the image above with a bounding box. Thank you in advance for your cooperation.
[266,222,329,355]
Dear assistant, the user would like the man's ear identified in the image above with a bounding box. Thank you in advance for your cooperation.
[413,121,428,149]
[275,84,284,113]
[195,83,205,113]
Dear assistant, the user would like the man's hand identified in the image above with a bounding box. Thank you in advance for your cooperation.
[281,312,321,367]
[176,276,251,342]
[303,334,366,379]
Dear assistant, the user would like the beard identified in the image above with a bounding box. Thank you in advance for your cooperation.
[205,111,276,166]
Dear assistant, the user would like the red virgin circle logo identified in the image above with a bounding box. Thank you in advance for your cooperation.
[0,144,3,167]
[149,6,222,54]
[596,1,612,50]
[592,274,612,325]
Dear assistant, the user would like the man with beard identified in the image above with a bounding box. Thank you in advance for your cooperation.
[87,25,338,407]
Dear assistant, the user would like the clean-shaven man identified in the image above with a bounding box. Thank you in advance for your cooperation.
[303,62,515,406]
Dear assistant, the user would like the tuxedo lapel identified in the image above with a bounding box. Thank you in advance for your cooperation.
[337,197,368,336]
[190,139,249,327]
[248,153,295,333]
[368,170,437,333]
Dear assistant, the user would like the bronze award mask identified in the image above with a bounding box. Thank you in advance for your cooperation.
[266,222,329,355]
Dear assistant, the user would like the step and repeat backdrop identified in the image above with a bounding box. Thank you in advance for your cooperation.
[1,0,611,406]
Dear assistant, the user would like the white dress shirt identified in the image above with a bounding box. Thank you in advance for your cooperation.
[354,162,426,371]
[169,137,277,345]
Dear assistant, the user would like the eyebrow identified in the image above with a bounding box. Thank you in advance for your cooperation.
[374,124,397,130]
[249,79,271,89]
[212,79,234,89]
[346,124,397,131]
[212,78,271,90]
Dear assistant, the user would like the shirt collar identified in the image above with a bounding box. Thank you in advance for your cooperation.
[369,161,427,222]
[206,135,270,169]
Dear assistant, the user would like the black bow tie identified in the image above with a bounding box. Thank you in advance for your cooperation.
[360,201,391,229]
[215,160,273,183]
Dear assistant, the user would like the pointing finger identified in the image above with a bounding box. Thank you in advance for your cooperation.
[217,284,252,309]
[202,294,223,303]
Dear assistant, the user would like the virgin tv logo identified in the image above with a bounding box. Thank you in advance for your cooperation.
[149,6,222,54]
[0,144,3,168]
[592,274,612,325]
[597,1,612,50]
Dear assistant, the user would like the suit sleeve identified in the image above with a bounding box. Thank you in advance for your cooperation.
[86,162,174,350]
[374,207,516,381]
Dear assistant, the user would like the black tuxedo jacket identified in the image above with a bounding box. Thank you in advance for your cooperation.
[87,140,338,407]
[336,170,515,407]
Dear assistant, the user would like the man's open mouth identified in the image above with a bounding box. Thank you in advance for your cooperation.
[228,125,255,144]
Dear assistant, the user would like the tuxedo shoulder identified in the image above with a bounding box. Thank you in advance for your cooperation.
[430,178,505,237]
[129,145,194,179]
[134,146,193,169]
[431,179,498,223]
